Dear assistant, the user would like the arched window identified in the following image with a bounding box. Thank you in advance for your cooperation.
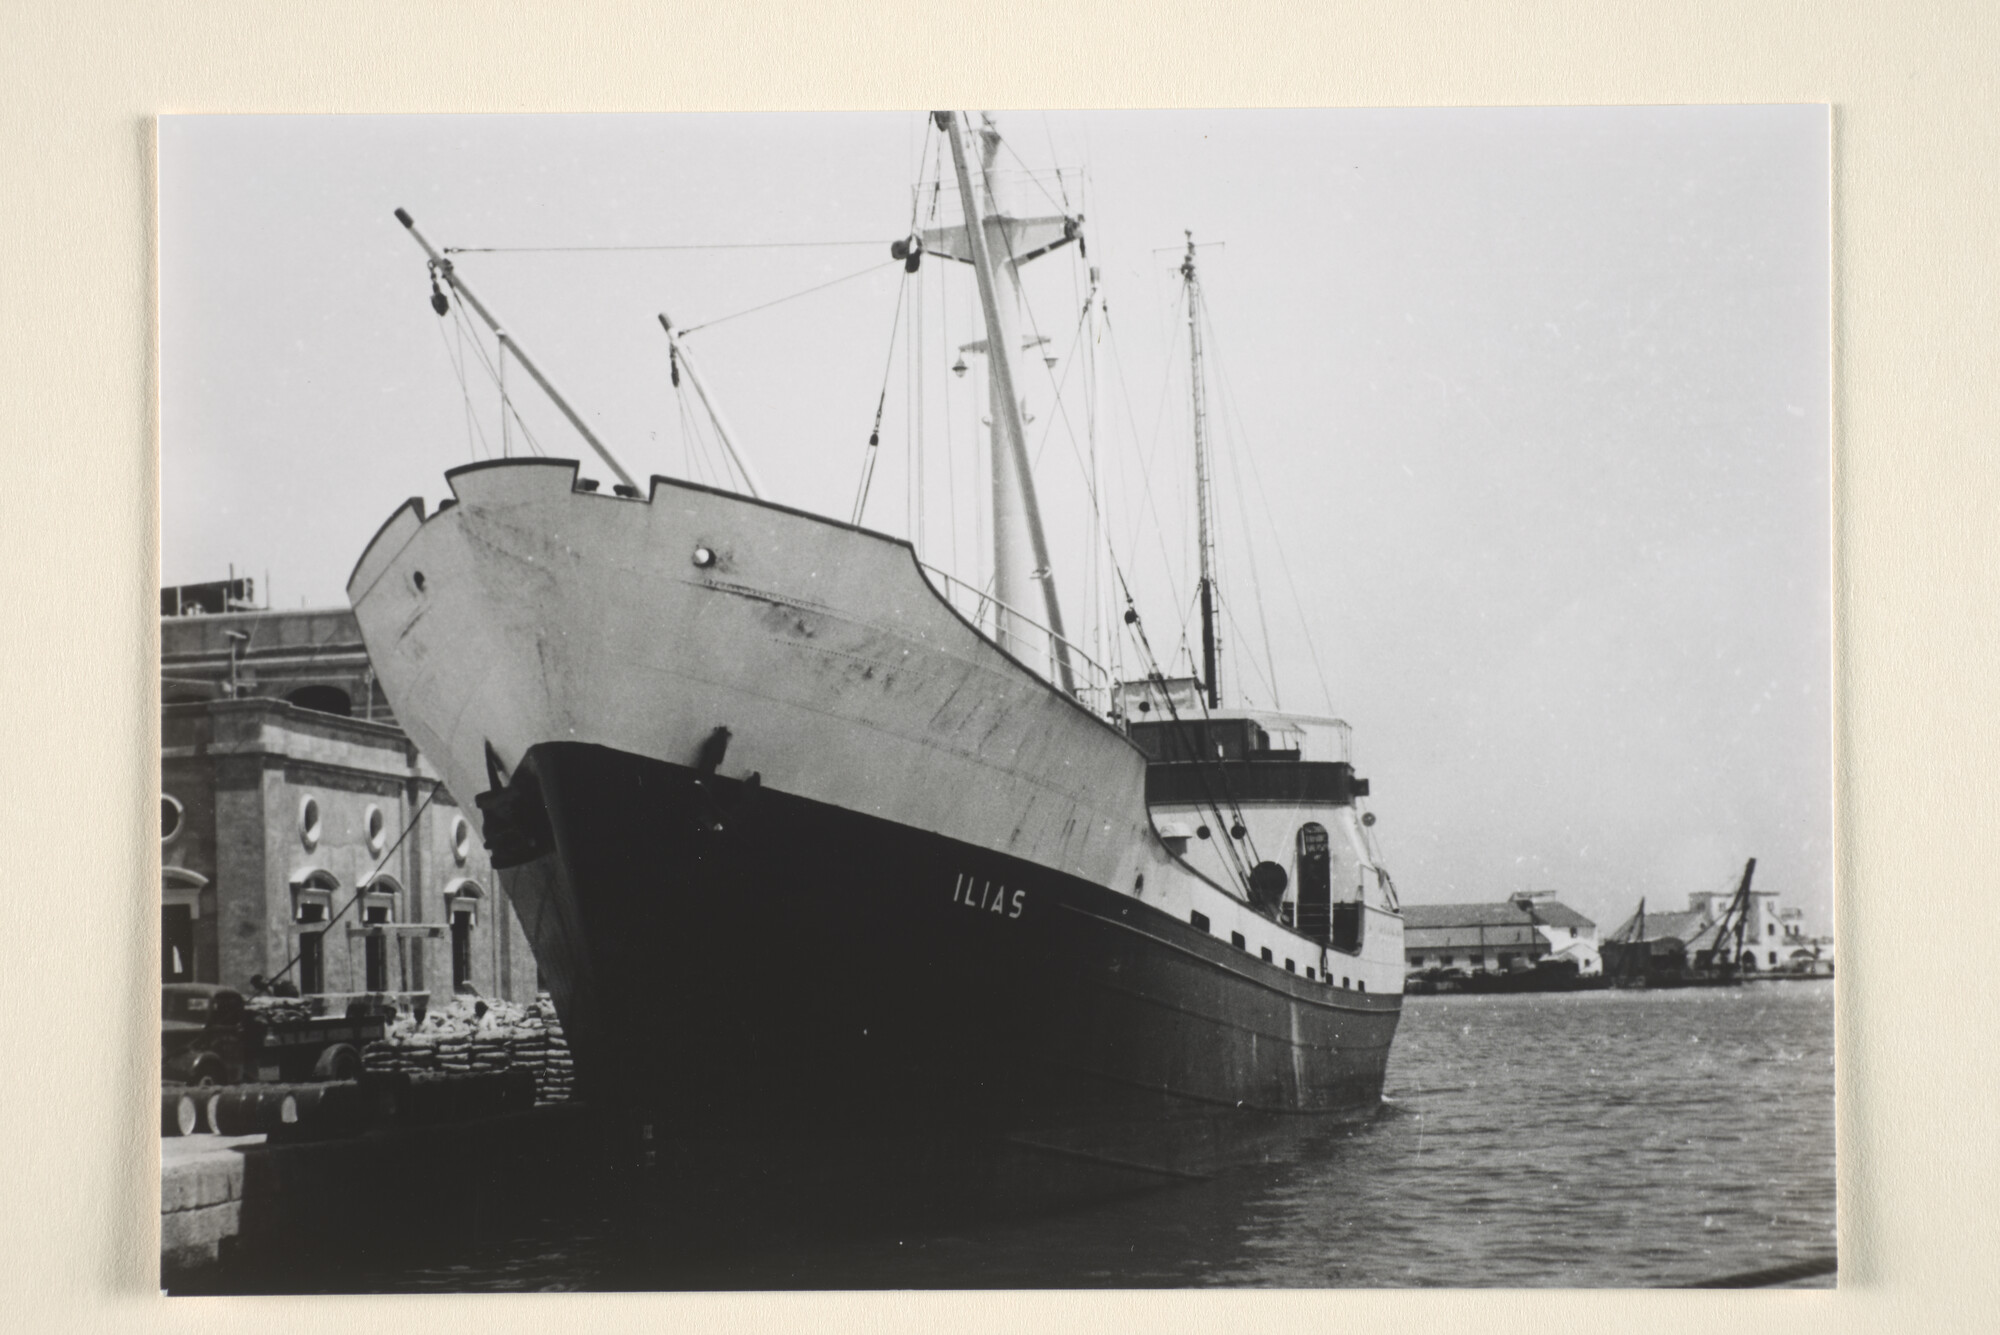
[443,879,484,992]
[162,867,207,984]
[360,875,401,993]
[289,868,339,919]
[288,869,340,994]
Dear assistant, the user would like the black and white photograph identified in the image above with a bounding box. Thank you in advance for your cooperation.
[154,107,1832,1292]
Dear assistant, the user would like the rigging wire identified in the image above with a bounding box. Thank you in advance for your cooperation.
[1026,302,1090,471]
[446,296,547,458]
[432,303,484,461]
[920,125,1272,902]
[1205,299,1339,714]
[906,247,921,554]
[445,297,534,461]
[1063,431,1267,890]
[998,134,1071,219]
[678,371,734,489]
[971,130,1090,684]
[1103,307,1191,634]
[851,267,911,526]
[1197,287,1284,709]
[673,379,702,483]
[452,308,484,458]
[1040,114,1073,213]
[444,240,889,254]
[1220,599,1280,706]
[678,260,900,336]
[932,134,963,585]
[1112,584,1262,895]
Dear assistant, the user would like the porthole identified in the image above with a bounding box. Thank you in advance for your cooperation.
[364,804,387,855]
[161,795,184,845]
[451,816,472,866]
[299,795,322,851]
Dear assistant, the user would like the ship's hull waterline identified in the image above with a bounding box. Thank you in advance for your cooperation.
[347,458,1405,1192]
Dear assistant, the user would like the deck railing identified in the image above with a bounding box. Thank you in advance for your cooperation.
[916,562,1113,709]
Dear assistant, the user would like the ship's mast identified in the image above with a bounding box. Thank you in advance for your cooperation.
[1085,264,1112,704]
[936,112,1075,693]
[395,208,638,491]
[657,314,767,500]
[1183,233,1222,709]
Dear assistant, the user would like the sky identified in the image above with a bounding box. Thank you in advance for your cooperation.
[160,109,1830,935]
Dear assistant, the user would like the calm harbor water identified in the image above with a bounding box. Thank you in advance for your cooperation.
[227,980,1835,1290]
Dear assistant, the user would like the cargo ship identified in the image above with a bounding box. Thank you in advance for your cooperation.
[348,112,1405,1204]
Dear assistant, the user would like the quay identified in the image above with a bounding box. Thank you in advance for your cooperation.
[161,1101,603,1288]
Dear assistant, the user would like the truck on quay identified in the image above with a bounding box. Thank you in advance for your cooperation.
[162,983,384,1086]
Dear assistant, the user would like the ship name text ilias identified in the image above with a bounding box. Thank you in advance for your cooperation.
[951,872,1025,919]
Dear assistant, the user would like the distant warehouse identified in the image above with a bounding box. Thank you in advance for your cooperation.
[1401,896,1601,978]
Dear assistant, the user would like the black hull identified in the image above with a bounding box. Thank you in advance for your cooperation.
[491,741,1401,1195]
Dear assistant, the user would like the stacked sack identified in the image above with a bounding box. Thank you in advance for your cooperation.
[516,994,575,1105]
[361,1010,442,1076]
[357,994,577,1105]
[468,1007,513,1076]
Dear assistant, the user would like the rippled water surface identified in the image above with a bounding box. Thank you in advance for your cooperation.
[234,981,1836,1290]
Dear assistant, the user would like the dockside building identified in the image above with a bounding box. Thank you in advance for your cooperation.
[1401,896,1601,976]
[160,597,537,1005]
[1604,887,1831,976]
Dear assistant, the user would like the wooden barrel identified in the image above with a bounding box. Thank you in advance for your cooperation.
[161,1091,198,1137]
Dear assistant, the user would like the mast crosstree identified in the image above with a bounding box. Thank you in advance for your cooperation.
[928,112,1080,693]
